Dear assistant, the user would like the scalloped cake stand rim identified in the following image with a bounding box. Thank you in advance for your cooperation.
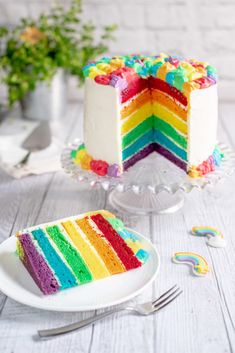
[61,140,235,215]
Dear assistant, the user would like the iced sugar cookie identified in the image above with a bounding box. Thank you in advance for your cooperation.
[172,251,209,276]
[191,226,226,248]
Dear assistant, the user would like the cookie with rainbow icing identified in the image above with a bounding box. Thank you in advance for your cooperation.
[191,226,226,248]
[172,252,209,276]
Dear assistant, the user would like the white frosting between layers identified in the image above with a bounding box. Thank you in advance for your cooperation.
[187,84,218,165]
[84,78,122,167]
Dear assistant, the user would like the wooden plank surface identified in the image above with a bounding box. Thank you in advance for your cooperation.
[0,103,234,353]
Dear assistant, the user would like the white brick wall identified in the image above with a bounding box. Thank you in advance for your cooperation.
[0,0,235,102]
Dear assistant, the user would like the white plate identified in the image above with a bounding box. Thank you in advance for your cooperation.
[0,229,160,312]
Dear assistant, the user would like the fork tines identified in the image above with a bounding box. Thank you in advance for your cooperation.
[153,285,182,311]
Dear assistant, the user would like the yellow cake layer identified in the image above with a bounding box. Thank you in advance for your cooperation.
[152,102,187,135]
[76,217,126,275]
[62,220,110,280]
[121,102,152,135]
[151,90,188,121]
[121,101,187,137]
[121,90,151,120]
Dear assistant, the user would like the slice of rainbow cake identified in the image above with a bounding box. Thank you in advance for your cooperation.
[16,210,149,295]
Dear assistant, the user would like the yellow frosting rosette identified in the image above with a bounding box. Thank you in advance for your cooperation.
[80,153,93,170]
[74,149,87,166]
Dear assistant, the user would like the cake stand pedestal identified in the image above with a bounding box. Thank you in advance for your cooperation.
[61,139,235,215]
[108,189,184,215]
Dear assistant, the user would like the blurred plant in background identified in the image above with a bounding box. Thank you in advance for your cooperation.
[0,0,117,107]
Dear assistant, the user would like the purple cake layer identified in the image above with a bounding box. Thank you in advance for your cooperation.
[123,143,155,170]
[155,143,187,171]
[123,143,187,171]
[19,233,59,295]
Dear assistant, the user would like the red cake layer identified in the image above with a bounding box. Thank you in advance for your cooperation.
[91,214,142,270]
[120,76,149,104]
[149,77,188,107]
[121,76,188,106]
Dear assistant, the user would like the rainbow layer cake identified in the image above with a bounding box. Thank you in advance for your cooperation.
[16,210,149,295]
[71,53,224,178]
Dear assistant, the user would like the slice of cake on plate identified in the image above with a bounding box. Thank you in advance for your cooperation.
[16,210,149,295]
[71,54,224,178]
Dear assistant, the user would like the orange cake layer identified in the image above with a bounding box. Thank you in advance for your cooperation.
[151,90,188,121]
[121,89,150,120]
[76,217,126,275]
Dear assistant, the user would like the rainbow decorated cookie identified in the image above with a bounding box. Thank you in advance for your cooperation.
[16,210,149,295]
[191,226,226,248]
[172,252,209,276]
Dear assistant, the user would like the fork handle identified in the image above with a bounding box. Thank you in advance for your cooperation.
[38,307,126,338]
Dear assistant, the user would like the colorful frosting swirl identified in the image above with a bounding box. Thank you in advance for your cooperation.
[192,226,226,248]
[71,143,121,178]
[172,251,210,276]
[70,143,224,179]
[71,143,224,179]
[83,53,217,95]
[188,146,224,178]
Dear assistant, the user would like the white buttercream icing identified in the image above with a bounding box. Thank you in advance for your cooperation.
[84,78,122,167]
[187,84,218,165]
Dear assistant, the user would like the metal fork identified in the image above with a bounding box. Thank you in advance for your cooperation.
[38,285,182,338]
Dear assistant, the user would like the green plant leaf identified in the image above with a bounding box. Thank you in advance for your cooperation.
[0,0,117,107]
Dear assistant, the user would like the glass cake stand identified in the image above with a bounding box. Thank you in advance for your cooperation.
[61,139,235,215]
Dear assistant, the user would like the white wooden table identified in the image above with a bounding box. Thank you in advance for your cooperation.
[0,103,235,353]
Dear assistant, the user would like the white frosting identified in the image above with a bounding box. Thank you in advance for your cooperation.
[187,84,218,165]
[84,78,122,166]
